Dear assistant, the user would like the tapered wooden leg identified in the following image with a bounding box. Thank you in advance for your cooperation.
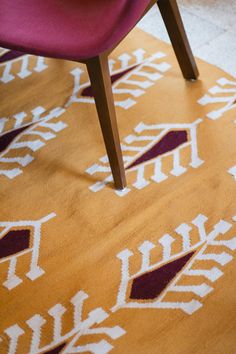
[157,0,199,80]
[86,55,126,190]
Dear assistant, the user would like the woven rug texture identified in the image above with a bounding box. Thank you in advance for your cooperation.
[0,28,236,354]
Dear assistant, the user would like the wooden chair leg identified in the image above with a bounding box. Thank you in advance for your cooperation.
[157,0,199,80]
[86,54,127,190]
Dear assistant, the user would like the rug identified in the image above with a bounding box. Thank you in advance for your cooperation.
[0,28,236,354]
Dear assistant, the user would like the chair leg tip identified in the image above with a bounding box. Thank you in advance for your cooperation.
[114,180,127,191]
[184,70,199,81]
[115,185,127,191]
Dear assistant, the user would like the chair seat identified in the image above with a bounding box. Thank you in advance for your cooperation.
[0,0,151,61]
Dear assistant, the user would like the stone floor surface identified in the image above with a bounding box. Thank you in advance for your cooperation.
[138,0,236,77]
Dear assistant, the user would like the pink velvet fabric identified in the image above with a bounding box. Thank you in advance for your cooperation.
[0,0,151,61]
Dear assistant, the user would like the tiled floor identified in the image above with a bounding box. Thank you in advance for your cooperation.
[138,0,236,78]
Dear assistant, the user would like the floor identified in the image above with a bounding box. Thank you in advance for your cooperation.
[138,0,236,78]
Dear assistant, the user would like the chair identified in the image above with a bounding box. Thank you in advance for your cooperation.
[0,0,198,190]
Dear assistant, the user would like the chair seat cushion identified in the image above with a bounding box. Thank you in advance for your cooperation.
[0,0,151,60]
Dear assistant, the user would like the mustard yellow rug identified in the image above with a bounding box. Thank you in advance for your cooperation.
[0,28,236,354]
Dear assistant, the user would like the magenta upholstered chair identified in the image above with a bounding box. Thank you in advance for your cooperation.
[0,0,198,190]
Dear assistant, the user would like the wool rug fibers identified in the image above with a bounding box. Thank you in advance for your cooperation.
[0,28,236,354]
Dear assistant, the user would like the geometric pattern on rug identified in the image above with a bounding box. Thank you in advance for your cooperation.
[0,107,67,180]
[1,27,236,354]
[0,213,56,290]
[0,49,48,84]
[86,119,204,196]
[66,48,171,110]
[111,213,236,315]
[3,290,126,354]
[2,213,236,353]
[198,77,236,120]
